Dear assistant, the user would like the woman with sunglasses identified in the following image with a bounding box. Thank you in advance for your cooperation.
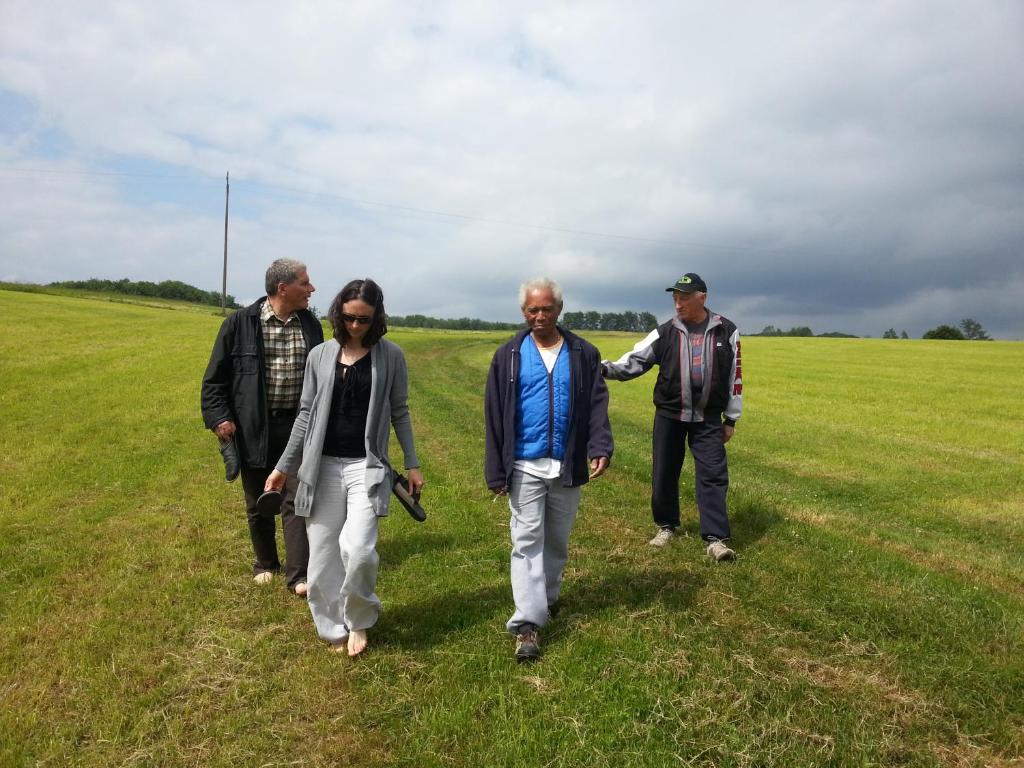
[265,278,424,656]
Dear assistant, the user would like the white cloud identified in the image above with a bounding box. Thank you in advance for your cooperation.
[0,0,1021,336]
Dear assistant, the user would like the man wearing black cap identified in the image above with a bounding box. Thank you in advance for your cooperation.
[601,273,742,561]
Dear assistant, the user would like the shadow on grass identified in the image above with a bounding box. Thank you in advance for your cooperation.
[564,563,706,617]
[375,560,711,653]
[379,530,456,570]
[659,494,783,551]
[729,496,784,549]
[373,498,780,653]
[373,583,508,651]
[535,564,707,652]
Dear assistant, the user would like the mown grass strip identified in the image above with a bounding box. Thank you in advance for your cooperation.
[1,290,1021,767]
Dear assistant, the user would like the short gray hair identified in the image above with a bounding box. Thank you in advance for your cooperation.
[518,277,563,308]
[265,258,307,296]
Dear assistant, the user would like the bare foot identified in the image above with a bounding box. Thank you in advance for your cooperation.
[328,637,348,653]
[348,629,368,657]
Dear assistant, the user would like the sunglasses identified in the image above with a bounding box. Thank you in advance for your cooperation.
[341,312,374,325]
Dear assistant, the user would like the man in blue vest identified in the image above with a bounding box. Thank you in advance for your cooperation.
[485,278,613,662]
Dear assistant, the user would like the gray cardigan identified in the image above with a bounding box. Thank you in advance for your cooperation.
[276,338,420,517]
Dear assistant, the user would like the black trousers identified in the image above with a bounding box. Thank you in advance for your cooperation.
[651,414,731,541]
[239,414,309,588]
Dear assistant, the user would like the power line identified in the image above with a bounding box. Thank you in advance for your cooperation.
[0,163,782,254]
[236,177,708,249]
[213,175,792,255]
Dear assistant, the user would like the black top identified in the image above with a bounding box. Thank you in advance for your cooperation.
[322,354,372,458]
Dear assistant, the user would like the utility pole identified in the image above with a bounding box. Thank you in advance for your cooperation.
[221,172,230,315]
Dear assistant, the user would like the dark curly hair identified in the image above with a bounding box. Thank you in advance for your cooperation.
[327,278,388,346]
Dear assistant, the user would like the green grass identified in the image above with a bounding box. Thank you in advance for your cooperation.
[0,281,231,315]
[1,289,1021,767]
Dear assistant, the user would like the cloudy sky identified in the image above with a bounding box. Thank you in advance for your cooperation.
[1,1,1021,337]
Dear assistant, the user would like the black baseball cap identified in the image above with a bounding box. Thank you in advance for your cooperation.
[665,273,707,293]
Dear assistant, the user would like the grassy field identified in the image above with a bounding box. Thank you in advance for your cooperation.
[1,288,1021,767]
[0,281,232,315]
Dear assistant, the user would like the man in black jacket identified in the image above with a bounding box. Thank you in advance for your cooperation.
[201,259,323,593]
[602,273,742,561]
[485,278,613,662]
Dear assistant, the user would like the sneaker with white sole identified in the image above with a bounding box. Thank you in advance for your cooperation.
[706,539,736,562]
[648,528,675,548]
[253,571,274,586]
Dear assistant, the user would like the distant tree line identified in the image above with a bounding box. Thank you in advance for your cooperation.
[388,314,521,331]
[756,325,814,337]
[752,317,993,340]
[922,318,991,340]
[753,325,858,338]
[386,310,658,333]
[561,311,658,332]
[49,278,239,308]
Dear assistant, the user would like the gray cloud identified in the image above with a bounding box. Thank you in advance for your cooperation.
[0,0,1021,337]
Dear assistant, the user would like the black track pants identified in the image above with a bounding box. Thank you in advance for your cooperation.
[650,414,731,541]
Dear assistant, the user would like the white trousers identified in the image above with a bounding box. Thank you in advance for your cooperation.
[505,469,581,633]
[306,457,380,642]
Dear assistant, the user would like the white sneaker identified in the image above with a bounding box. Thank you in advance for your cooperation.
[706,539,736,562]
[253,571,274,586]
[648,528,675,548]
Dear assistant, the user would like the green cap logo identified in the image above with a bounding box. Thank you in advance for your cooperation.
[679,275,692,284]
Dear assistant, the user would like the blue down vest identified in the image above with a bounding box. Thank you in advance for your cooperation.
[514,336,571,460]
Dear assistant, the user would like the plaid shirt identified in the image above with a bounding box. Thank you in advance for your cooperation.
[260,300,307,409]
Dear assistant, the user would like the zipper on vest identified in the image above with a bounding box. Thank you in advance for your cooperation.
[546,367,555,457]
[704,331,716,410]
[678,331,690,420]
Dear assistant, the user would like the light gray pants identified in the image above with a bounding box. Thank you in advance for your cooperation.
[306,457,380,643]
[506,469,582,633]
